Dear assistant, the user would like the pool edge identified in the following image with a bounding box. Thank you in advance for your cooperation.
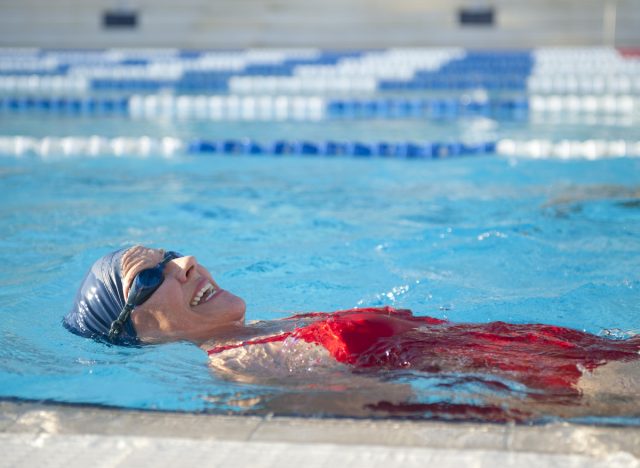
[2,401,639,460]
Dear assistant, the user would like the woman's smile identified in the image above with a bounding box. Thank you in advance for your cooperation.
[190,278,218,306]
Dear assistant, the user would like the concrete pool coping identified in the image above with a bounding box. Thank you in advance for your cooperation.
[1,401,639,467]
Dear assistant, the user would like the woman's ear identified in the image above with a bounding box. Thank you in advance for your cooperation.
[130,307,163,343]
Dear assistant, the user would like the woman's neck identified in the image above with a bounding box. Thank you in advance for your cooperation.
[196,318,294,351]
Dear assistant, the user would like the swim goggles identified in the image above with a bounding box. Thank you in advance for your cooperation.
[108,251,182,341]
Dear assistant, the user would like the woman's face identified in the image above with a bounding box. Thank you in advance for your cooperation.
[127,250,246,344]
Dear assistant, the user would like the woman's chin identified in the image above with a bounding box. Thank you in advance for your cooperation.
[193,289,246,324]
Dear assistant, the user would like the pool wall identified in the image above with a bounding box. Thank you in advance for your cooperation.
[1,0,639,49]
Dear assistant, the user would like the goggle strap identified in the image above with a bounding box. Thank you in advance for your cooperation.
[108,304,134,340]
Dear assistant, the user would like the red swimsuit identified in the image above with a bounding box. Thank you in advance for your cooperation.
[208,307,640,395]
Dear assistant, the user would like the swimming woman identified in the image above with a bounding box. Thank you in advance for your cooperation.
[64,246,640,421]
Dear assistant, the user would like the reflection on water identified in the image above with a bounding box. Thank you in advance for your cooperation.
[203,311,640,423]
[205,361,640,423]
[544,184,640,218]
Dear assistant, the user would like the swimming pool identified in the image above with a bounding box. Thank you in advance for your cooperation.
[1,48,639,424]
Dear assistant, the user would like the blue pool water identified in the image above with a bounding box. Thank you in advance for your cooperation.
[1,148,639,421]
[1,48,640,423]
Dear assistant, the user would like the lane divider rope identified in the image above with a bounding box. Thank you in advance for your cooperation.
[1,136,638,160]
[1,95,637,119]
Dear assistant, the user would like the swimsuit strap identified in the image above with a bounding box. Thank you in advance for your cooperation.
[207,331,294,355]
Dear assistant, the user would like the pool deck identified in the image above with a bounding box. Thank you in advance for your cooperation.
[1,401,639,468]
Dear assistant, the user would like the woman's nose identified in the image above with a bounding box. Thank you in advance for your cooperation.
[170,256,198,283]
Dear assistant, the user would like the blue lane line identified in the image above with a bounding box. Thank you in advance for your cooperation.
[379,50,533,91]
[0,96,529,119]
[0,96,129,113]
[85,75,534,92]
[186,139,497,158]
[325,98,528,119]
[0,64,71,76]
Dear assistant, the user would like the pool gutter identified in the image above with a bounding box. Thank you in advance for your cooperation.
[1,401,639,467]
